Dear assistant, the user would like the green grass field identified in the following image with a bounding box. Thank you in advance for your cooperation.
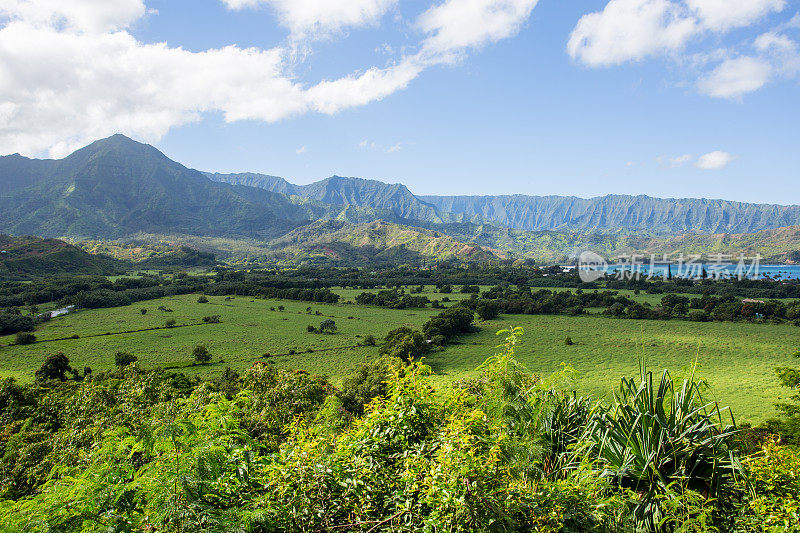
[1,290,797,424]
[0,294,443,383]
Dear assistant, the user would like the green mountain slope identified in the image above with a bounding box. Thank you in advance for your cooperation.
[208,170,800,235]
[206,172,464,224]
[436,222,800,263]
[0,135,313,240]
[263,220,500,265]
[419,194,800,234]
[0,235,124,278]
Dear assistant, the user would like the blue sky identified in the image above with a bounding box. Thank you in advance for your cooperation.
[0,0,798,203]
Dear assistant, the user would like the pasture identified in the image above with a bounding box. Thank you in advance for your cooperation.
[1,290,797,423]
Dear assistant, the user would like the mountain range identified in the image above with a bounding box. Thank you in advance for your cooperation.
[207,172,800,235]
[1,134,799,265]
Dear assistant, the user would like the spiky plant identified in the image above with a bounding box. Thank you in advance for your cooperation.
[584,365,744,531]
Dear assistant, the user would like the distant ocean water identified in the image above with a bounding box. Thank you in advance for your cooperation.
[604,264,800,280]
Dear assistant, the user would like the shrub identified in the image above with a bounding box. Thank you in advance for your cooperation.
[202,315,220,323]
[688,310,709,322]
[14,332,36,345]
[476,300,499,321]
[734,436,800,530]
[306,325,317,333]
[165,319,176,328]
[338,358,391,415]
[0,313,35,336]
[140,308,147,315]
[193,344,212,364]
[363,334,376,346]
[197,295,209,303]
[319,319,337,334]
[380,326,429,362]
[584,366,742,531]
[564,336,573,346]
[34,352,72,381]
[114,352,138,368]
[278,305,285,311]
[430,334,446,347]
[215,367,241,398]
[422,306,474,343]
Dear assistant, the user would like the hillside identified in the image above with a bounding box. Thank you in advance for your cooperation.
[419,194,800,234]
[421,222,800,264]
[0,135,314,240]
[629,225,800,263]
[264,220,500,265]
[2,135,799,265]
[207,169,800,235]
[207,173,461,224]
[75,240,218,268]
[0,235,123,278]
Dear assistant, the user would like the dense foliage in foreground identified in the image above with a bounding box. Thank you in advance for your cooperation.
[0,330,798,532]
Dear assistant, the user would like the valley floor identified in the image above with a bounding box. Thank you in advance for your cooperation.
[2,290,796,424]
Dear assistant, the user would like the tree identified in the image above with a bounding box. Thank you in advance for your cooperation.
[216,367,240,398]
[476,300,499,321]
[115,352,138,368]
[35,353,72,382]
[338,358,391,415]
[197,295,209,303]
[773,350,800,443]
[380,327,429,363]
[319,319,337,334]
[193,344,212,364]
[14,332,36,345]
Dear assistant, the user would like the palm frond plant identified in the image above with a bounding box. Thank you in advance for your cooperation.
[582,363,745,531]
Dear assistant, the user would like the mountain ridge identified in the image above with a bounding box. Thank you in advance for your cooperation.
[2,134,800,265]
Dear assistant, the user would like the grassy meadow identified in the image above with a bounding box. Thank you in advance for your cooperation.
[1,287,797,424]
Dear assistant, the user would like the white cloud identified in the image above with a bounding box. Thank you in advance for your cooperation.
[696,56,772,98]
[755,30,800,75]
[687,0,785,32]
[0,0,147,33]
[416,0,538,61]
[568,0,698,67]
[568,0,794,97]
[694,30,800,98]
[695,150,733,170]
[0,1,541,157]
[386,142,402,153]
[568,0,786,67]
[669,154,693,166]
[295,145,307,154]
[221,0,397,40]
